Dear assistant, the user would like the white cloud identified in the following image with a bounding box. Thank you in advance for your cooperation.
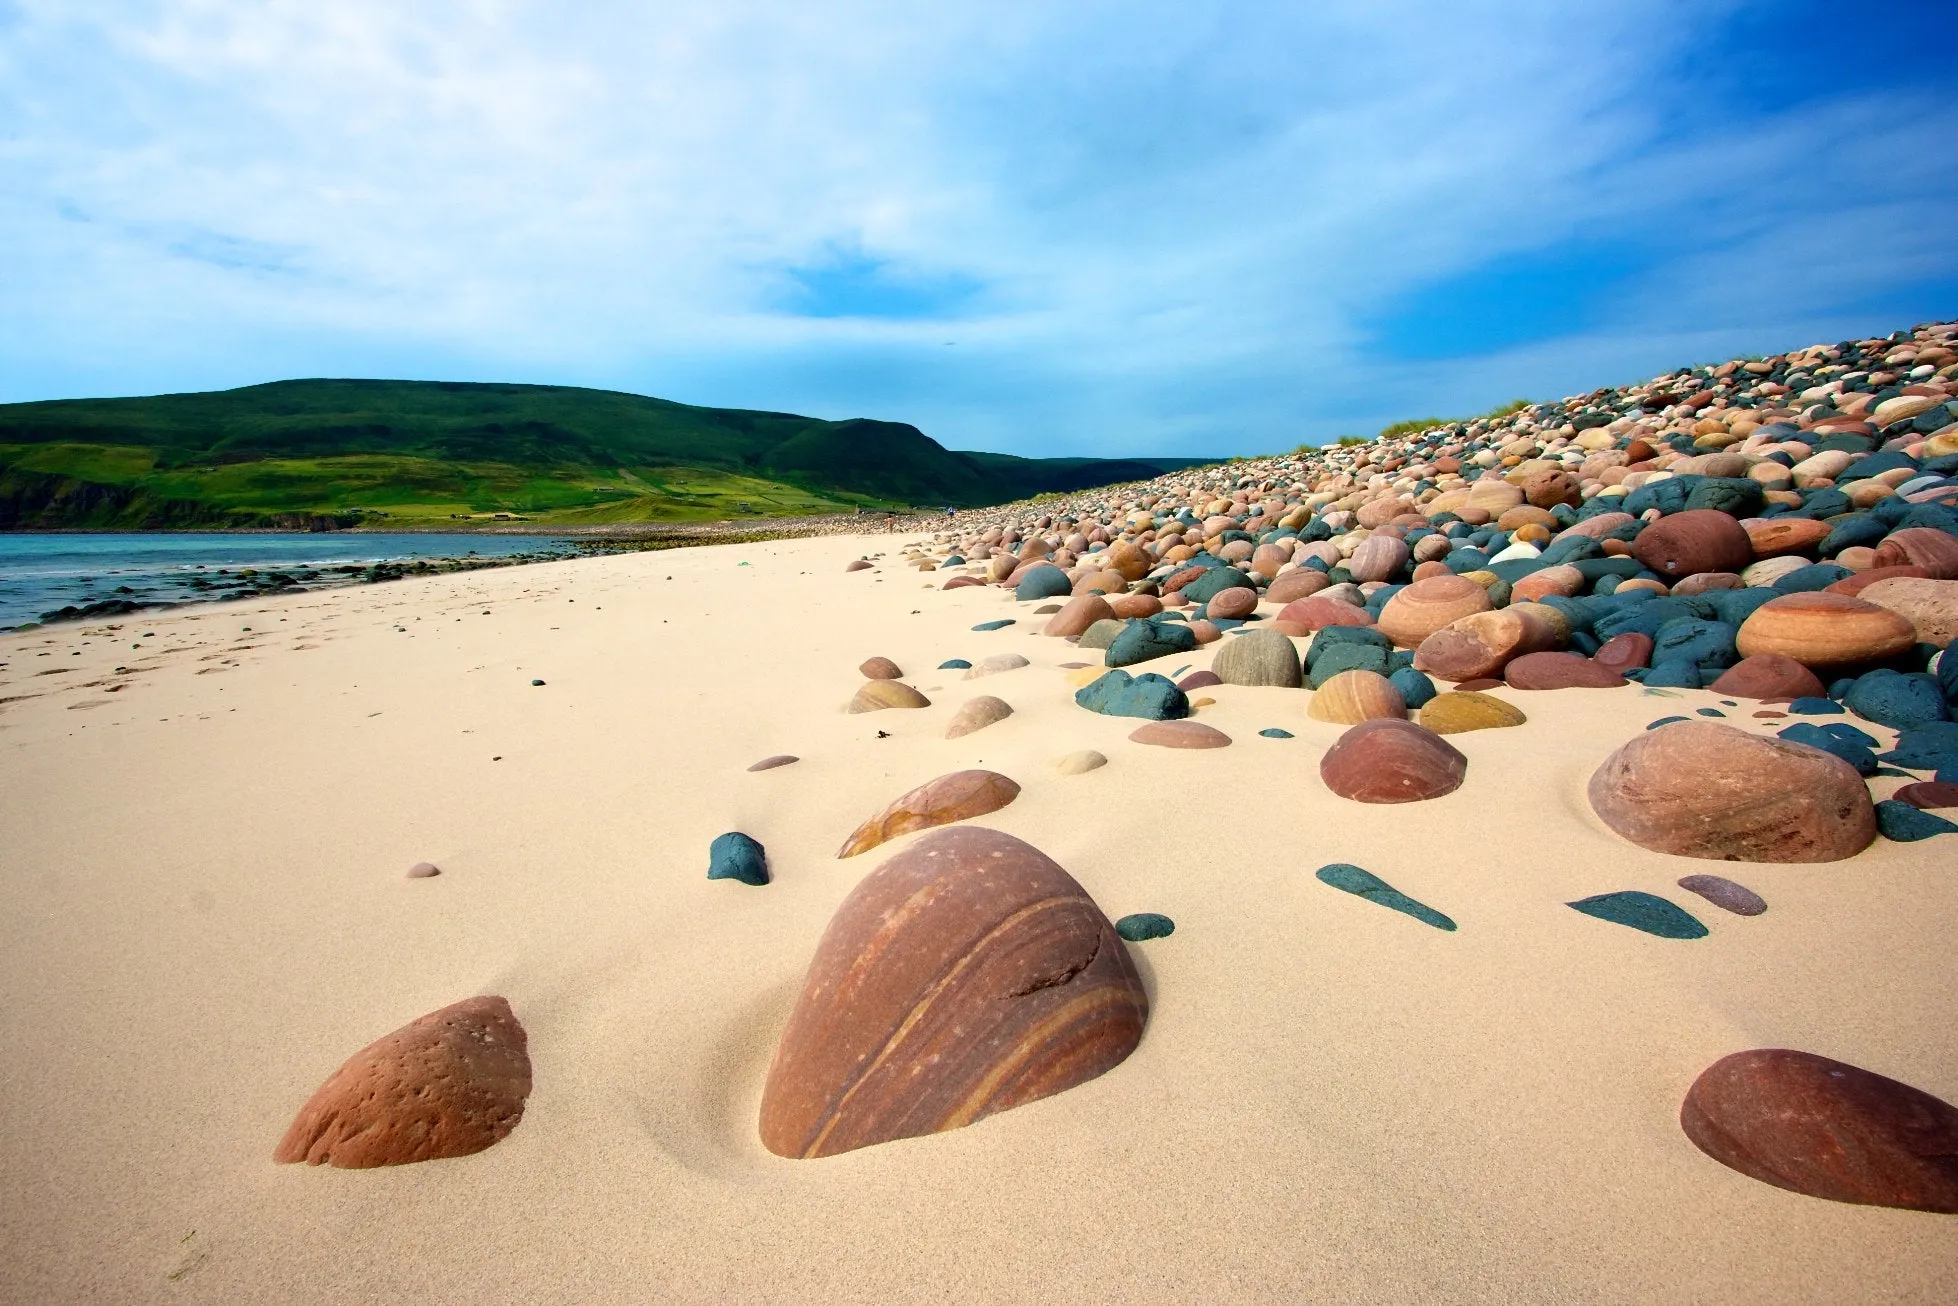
[0,0,1951,453]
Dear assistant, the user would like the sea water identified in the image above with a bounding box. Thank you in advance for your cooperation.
[0,533,576,629]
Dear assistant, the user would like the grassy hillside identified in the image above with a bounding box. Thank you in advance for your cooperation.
[0,379,1203,529]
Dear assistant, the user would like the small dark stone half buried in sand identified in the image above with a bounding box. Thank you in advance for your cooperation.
[972,619,1015,631]
[1566,891,1708,939]
[406,862,440,879]
[1681,1048,1958,1213]
[531,679,545,686]
[1116,912,1175,941]
[274,995,531,1168]
[1676,873,1766,916]
[1315,863,1456,931]
[709,832,769,885]
[747,754,799,772]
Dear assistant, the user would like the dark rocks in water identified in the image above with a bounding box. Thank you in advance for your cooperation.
[759,825,1146,1159]
[837,770,1022,858]
[748,754,800,772]
[1681,1048,1958,1212]
[1676,873,1767,916]
[1075,669,1189,721]
[1588,721,1876,862]
[274,996,531,1168]
[1116,912,1175,941]
[1315,863,1456,930]
[709,832,770,885]
[972,619,1015,631]
[1875,800,1958,842]
[1567,891,1709,939]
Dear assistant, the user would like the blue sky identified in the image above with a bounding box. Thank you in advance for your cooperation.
[1,1,1953,457]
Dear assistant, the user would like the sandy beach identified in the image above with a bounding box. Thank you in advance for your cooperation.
[2,532,1955,1303]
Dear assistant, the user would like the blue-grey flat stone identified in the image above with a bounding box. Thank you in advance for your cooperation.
[1315,863,1456,931]
[972,619,1015,632]
[708,832,769,886]
[1259,728,1294,739]
[938,658,971,669]
[1876,800,1958,842]
[1567,891,1707,939]
[1116,912,1175,941]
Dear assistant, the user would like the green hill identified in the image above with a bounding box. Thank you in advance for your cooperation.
[0,379,1203,529]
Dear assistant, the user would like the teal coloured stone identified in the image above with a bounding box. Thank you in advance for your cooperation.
[938,658,971,669]
[972,619,1015,631]
[1844,670,1950,730]
[708,832,769,886]
[1115,912,1175,941]
[1106,617,1199,668]
[1647,716,1689,729]
[1389,667,1437,709]
[1696,707,1725,717]
[1014,565,1073,601]
[1305,642,1390,688]
[1789,696,1844,715]
[1259,727,1294,738]
[1315,863,1456,931]
[1074,669,1190,720]
[1684,476,1765,517]
[1567,891,1708,939]
[1183,567,1253,604]
[1875,800,1958,842]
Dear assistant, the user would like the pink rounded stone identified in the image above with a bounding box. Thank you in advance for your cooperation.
[1319,719,1468,804]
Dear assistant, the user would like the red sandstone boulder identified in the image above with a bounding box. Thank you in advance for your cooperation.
[1205,586,1257,619]
[759,826,1146,1159]
[1043,594,1116,637]
[1503,651,1628,690]
[1266,569,1331,604]
[1320,719,1467,804]
[1872,527,1958,579]
[1375,575,1493,648]
[1631,509,1753,579]
[275,996,531,1168]
[1593,632,1654,675]
[859,656,903,680]
[1412,608,1559,682]
[1587,721,1875,862]
[1708,653,1826,700]
[1681,1048,1958,1213]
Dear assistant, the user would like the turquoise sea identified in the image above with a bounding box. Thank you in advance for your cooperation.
[0,533,576,629]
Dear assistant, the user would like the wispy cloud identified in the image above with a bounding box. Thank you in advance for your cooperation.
[0,1,1952,454]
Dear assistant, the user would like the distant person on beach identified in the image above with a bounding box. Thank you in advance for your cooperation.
[886,512,896,533]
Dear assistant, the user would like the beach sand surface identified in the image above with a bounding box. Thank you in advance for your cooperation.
[2,534,1954,1303]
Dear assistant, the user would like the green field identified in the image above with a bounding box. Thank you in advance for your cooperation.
[0,379,1204,529]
